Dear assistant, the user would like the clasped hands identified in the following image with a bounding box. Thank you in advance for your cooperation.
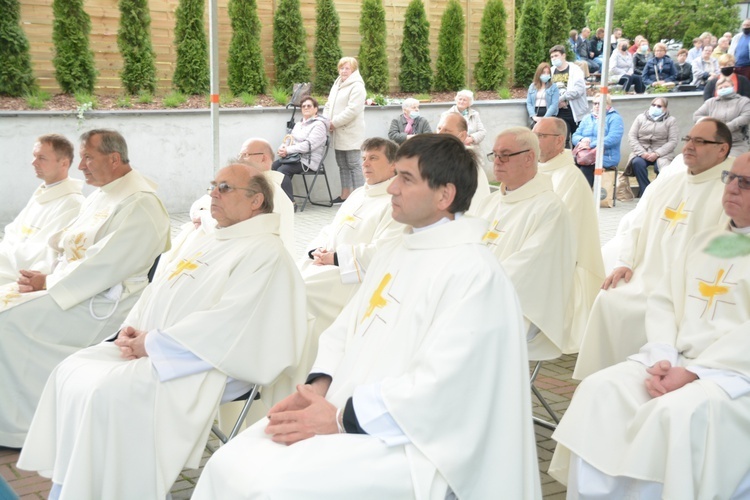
[265,382,338,445]
[114,326,149,360]
[640,151,659,162]
[311,248,335,266]
[645,360,698,398]
[17,270,46,293]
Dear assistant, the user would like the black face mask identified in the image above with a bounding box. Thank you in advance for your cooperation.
[743,27,750,35]
[721,66,735,76]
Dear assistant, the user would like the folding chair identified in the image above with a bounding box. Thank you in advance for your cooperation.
[293,136,334,212]
[529,361,561,431]
[207,384,261,452]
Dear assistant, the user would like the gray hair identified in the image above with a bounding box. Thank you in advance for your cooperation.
[497,127,540,162]
[227,158,274,214]
[402,98,419,112]
[80,129,129,164]
[455,89,474,105]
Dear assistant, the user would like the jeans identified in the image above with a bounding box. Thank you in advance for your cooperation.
[630,156,658,197]
[618,74,645,93]
[272,159,305,201]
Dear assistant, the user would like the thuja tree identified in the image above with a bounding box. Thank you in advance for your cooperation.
[52,0,96,93]
[514,0,545,85]
[358,0,389,93]
[475,0,508,91]
[568,0,586,33]
[0,0,36,96]
[173,0,209,94]
[434,0,465,91]
[314,0,342,92]
[228,0,267,94]
[543,0,572,52]
[399,0,431,92]
[118,0,156,94]
[273,0,311,91]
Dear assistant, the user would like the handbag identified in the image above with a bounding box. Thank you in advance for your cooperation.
[572,143,597,166]
[279,134,302,164]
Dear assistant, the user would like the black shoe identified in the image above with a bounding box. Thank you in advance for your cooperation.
[332,196,345,204]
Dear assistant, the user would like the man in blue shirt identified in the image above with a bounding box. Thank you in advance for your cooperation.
[730,19,750,80]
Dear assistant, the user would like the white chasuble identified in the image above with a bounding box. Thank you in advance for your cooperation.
[193,217,541,500]
[574,158,731,379]
[539,150,605,353]
[474,173,577,360]
[17,213,308,500]
[550,226,750,499]
[298,178,402,370]
[0,170,170,447]
[0,178,84,285]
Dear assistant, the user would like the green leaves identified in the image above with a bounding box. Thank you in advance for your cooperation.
[118,0,156,95]
[514,0,545,86]
[399,0,432,93]
[704,233,750,258]
[434,0,465,91]
[475,0,508,91]
[173,0,209,95]
[0,0,36,96]
[314,0,343,93]
[359,0,389,93]
[228,0,268,95]
[273,0,311,92]
[52,0,96,94]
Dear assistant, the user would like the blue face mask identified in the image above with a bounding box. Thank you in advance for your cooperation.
[540,74,551,83]
[649,106,664,118]
[551,58,563,68]
[718,86,735,97]
[410,110,420,118]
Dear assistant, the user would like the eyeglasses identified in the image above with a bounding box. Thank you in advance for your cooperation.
[300,104,315,109]
[487,150,530,163]
[240,152,264,158]
[208,182,256,195]
[534,133,562,139]
[681,136,725,146]
[721,170,750,189]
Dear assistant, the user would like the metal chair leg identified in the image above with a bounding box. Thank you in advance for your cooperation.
[530,361,560,430]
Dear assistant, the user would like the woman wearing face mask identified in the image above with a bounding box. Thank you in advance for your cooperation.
[388,98,432,144]
[442,89,486,146]
[609,40,645,93]
[526,62,560,127]
[632,39,649,78]
[702,54,750,100]
[694,76,750,157]
[691,45,719,89]
[625,98,679,196]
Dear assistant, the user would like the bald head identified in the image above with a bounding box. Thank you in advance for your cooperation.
[239,138,274,171]
[533,117,567,163]
[437,112,468,143]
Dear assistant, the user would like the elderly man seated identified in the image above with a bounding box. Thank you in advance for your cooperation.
[192,134,541,500]
[0,134,83,286]
[437,111,491,211]
[300,137,402,341]
[533,117,605,353]
[549,153,750,499]
[18,161,308,500]
[575,119,733,380]
[0,129,170,448]
[473,127,576,360]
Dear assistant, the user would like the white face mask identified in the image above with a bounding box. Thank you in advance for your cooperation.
[718,86,735,98]
[649,106,664,118]
[540,74,551,83]
[410,110,420,118]
[551,57,563,68]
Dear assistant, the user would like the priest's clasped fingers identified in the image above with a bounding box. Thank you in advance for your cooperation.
[17,270,47,293]
[645,361,698,398]
[265,385,338,445]
[114,326,148,360]
[311,248,334,266]
[602,266,632,289]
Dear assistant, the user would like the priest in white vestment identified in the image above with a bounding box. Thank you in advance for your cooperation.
[300,137,403,346]
[18,162,309,500]
[474,127,576,361]
[574,119,733,380]
[534,118,606,353]
[437,111,491,211]
[0,134,84,285]
[0,129,170,447]
[187,137,296,255]
[549,154,750,499]
[193,134,541,500]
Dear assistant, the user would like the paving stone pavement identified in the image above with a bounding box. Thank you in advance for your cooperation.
[0,197,637,499]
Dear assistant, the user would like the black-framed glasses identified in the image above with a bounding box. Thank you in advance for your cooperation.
[681,136,725,146]
[534,133,562,139]
[487,150,530,163]
[721,170,750,189]
[240,152,264,158]
[208,182,256,195]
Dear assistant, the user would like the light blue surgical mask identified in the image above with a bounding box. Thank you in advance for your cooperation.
[649,106,664,118]
[551,58,563,68]
[410,110,420,118]
[540,74,551,83]
[718,86,735,97]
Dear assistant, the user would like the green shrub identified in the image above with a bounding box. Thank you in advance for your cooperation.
[220,92,234,105]
[399,0,432,93]
[116,95,132,108]
[414,93,431,101]
[543,0,571,52]
[314,0,343,93]
[568,0,586,32]
[239,92,257,106]
[52,0,97,94]
[273,0,311,91]
[0,0,37,96]
[117,0,156,94]
[497,86,511,99]
[74,91,98,108]
[272,86,289,105]
[434,0,465,91]
[35,90,52,102]
[228,0,268,95]
[137,90,153,103]
[163,91,187,107]
[24,94,45,109]
[173,0,209,94]
[475,0,509,91]
[514,0,545,86]
[359,0,389,93]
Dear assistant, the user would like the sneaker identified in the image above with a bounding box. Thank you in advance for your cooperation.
[332,196,345,204]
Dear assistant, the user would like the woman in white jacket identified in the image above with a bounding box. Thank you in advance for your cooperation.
[323,57,367,203]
